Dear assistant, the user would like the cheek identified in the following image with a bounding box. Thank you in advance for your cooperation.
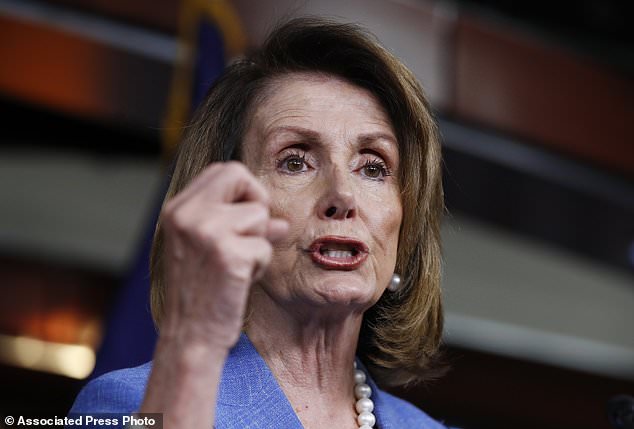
[265,175,320,222]
[368,189,402,242]
[268,187,311,224]
[266,186,314,258]
[380,206,402,256]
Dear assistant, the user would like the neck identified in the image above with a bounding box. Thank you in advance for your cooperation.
[245,288,364,427]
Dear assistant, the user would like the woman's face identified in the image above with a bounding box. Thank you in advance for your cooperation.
[242,73,402,314]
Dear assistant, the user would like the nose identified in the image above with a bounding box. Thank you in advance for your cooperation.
[317,168,357,220]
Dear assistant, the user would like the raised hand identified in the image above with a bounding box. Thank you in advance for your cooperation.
[140,162,288,428]
[159,161,288,348]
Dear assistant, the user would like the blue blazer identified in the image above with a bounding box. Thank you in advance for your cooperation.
[70,333,452,428]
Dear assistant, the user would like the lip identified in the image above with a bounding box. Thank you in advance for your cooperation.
[306,235,369,270]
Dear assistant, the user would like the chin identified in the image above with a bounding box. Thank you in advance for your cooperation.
[309,275,378,308]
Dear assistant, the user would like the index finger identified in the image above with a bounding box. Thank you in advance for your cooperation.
[170,161,269,207]
[221,162,270,204]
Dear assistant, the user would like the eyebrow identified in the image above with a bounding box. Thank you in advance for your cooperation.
[265,126,397,146]
[264,126,321,144]
[358,132,397,146]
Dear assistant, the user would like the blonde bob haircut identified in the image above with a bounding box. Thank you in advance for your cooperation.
[150,17,444,386]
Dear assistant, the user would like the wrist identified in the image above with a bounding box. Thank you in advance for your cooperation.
[159,311,241,352]
[156,332,230,370]
[141,335,228,415]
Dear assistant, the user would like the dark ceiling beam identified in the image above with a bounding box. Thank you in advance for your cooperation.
[0,0,173,132]
[40,0,180,34]
[441,117,634,273]
[452,14,634,177]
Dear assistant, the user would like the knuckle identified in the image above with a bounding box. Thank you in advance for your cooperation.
[165,211,222,248]
[213,246,232,269]
[218,251,251,283]
[218,238,272,283]
[195,223,222,246]
[162,204,183,231]
[169,209,192,235]
[193,162,223,186]
[162,198,178,218]
[259,239,273,254]
[224,161,248,176]
[260,244,273,264]
[202,162,223,175]
[251,203,270,221]
[251,239,273,266]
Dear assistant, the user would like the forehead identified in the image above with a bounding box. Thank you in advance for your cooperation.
[250,73,394,134]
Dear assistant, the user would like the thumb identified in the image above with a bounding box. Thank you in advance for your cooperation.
[265,218,289,242]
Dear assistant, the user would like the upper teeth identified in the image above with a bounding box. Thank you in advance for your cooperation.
[323,250,353,258]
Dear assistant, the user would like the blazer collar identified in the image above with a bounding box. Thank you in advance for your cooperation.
[215,333,397,429]
[214,333,304,428]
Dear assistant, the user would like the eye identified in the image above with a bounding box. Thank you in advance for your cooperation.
[287,157,304,172]
[360,158,392,179]
[277,151,308,173]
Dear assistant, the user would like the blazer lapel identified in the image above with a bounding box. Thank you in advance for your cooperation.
[214,333,304,429]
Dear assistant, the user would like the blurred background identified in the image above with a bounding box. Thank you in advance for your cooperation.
[0,0,632,428]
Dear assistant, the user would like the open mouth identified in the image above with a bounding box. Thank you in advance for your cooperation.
[307,236,369,270]
[320,242,360,258]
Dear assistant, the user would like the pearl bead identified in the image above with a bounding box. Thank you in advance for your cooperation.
[357,411,376,427]
[354,383,372,399]
[356,397,374,413]
[353,365,375,427]
[354,369,366,384]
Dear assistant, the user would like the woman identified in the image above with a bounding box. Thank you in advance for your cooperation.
[70,17,449,429]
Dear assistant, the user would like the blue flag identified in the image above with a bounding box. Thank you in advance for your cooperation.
[91,0,246,378]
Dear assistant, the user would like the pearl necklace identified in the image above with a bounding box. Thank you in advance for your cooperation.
[353,362,376,428]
